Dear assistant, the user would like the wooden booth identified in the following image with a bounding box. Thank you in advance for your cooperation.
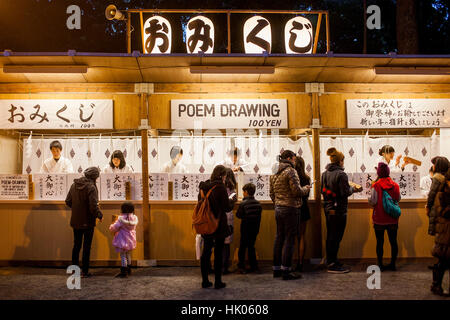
[0,50,449,266]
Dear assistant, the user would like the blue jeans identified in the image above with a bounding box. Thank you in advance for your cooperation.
[273,206,299,270]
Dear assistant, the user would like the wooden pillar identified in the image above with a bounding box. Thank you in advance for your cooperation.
[311,92,323,259]
[140,93,150,260]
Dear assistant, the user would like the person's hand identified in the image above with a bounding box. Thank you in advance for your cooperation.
[355,185,363,193]
[231,194,237,202]
[305,185,312,190]
[396,154,402,166]
[232,167,240,172]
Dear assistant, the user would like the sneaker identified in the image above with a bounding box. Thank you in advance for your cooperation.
[236,268,247,274]
[273,270,282,278]
[327,262,351,274]
[214,282,226,289]
[282,271,302,280]
[202,281,213,288]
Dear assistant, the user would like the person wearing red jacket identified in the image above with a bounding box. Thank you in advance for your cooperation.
[368,162,401,271]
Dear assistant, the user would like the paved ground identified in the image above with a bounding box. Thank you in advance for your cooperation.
[0,261,449,300]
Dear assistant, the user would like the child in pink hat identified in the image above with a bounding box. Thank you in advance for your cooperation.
[109,202,138,278]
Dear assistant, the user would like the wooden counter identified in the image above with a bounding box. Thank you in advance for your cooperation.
[0,199,434,266]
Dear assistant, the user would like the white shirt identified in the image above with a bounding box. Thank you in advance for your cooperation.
[102,164,133,174]
[40,156,74,173]
[217,158,251,173]
[378,156,403,173]
[162,160,187,174]
[420,175,433,197]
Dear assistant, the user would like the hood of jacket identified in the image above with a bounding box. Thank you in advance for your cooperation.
[325,163,344,172]
[118,214,138,229]
[374,177,397,190]
[277,159,294,174]
[73,176,93,190]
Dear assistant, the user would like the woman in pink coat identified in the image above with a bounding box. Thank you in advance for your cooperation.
[109,202,138,278]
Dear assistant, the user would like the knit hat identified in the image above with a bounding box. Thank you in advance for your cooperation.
[377,162,390,178]
[84,166,100,181]
[326,147,344,164]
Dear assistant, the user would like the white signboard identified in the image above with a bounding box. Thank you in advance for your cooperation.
[346,99,450,128]
[172,173,209,201]
[391,172,421,199]
[100,173,134,201]
[0,175,29,200]
[171,99,288,129]
[0,100,113,129]
[66,173,100,196]
[34,174,67,200]
[243,174,271,200]
[134,173,169,201]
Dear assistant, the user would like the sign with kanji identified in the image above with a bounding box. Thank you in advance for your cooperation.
[34,174,67,200]
[134,173,169,201]
[351,172,375,200]
[391,172,421,199]
[0,100,113,129]
[66,173,100,195]
[0,175,29,200]
[100,173,134,200]
[243,174,270,200]
[346,99,450,128]
[171,173,209,201]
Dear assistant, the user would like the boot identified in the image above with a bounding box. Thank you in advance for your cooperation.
[115,267,128,278]
[127,265,132,275]
[282,270,302,280]
[431,267,444,296]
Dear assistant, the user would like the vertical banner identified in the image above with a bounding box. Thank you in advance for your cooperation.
[171,173,209,201]
[134,173,169,201]
[351,172,376,200]
[100,173,135,200]
[391,172,421,199]
[34,174,67,200]
[242,174,271,200]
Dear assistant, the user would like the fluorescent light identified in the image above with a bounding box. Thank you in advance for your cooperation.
[374,67,450,75]
[190,66,275,74]
[3,65,88,74]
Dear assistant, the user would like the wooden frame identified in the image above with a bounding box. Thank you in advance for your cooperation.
[128,9,330,54]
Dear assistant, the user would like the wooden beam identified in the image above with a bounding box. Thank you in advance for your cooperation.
[154,83,306,93]
[311,92,323,259]
[312,13,322,54]
[0,83,136,93]
[324,83,450,93]
[140,93,151,260]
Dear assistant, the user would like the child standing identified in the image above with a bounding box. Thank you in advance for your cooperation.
[109,202,138,278]
[236,183,262,273]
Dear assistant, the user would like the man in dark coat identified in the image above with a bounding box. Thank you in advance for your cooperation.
[198,165,236,289]
[321,148,362,274]
[65,167,103,277]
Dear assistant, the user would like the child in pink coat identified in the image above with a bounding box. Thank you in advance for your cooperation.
[109,202,138,278]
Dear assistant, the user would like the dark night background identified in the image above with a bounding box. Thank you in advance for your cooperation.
[0,0,448,54]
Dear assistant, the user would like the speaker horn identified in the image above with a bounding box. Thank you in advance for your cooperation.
[105,4,125,21]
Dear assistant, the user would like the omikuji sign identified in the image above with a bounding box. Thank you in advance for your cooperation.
[171,99,288,129]
[141,14,315,54]
[0,100,114,129]
[346,99,450,129]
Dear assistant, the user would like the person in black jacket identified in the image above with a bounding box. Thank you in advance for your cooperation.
[236,183,262,274]
[65,167,103,278]
[198,165,237,289]
[321,148,362,274]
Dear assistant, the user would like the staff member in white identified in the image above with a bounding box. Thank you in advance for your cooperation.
[103,150,133,173]
[162,146,187,173]
[377,145,411,173]
[420,167,434,197]
[218,147,250,173]
[40,140,74,173]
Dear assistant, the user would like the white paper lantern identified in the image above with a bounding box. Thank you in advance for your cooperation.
[284,16,313,54]
[243,16,272,54]
[186,16,215,54]
[143,16,172,54]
